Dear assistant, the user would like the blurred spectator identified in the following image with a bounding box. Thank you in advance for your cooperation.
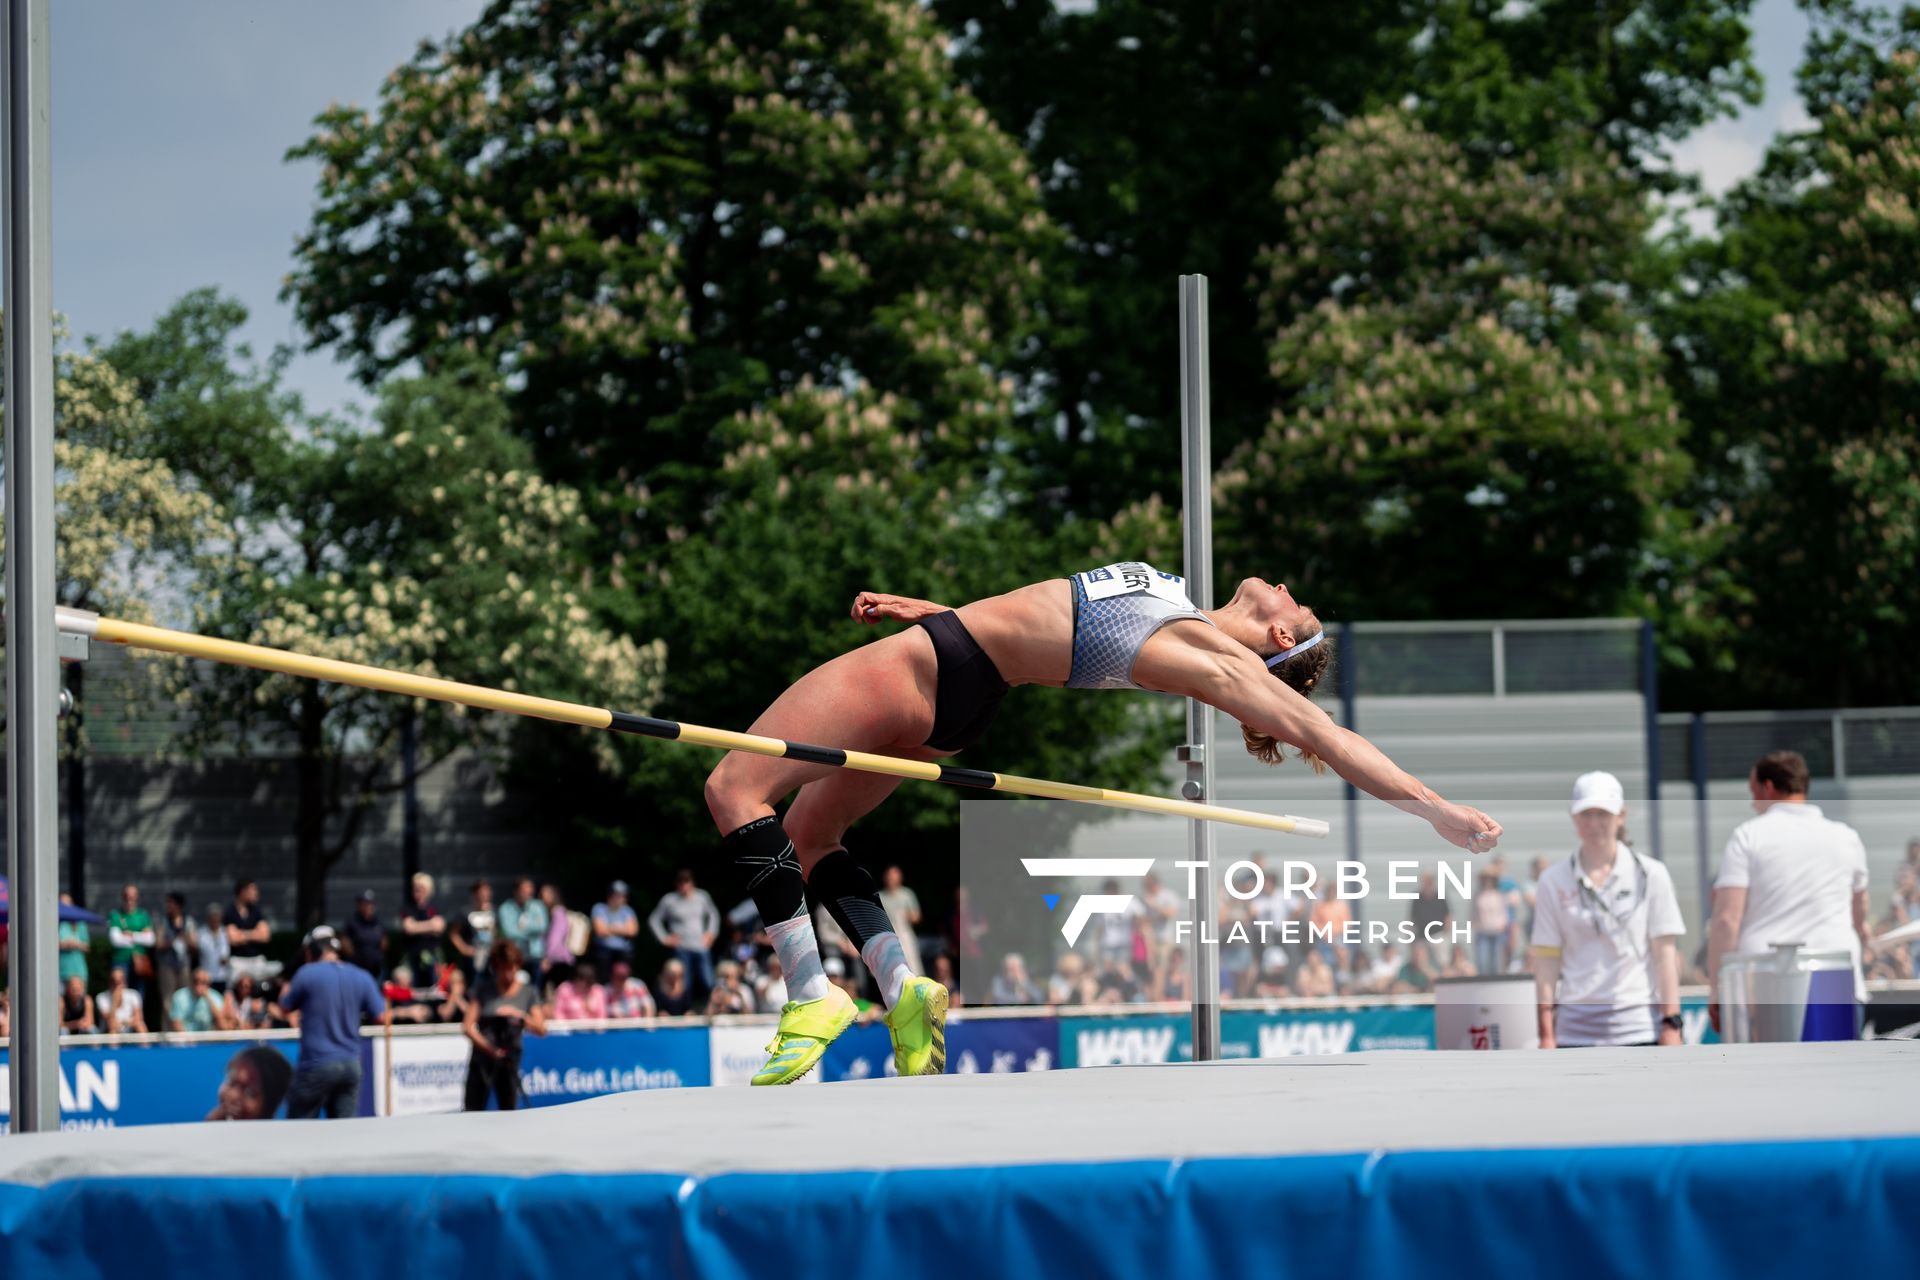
[654,958,693,1016]
[96,965,147,1034]
[464,940,546,1112]
[1709,750,1871,1030]
[278,926,388,1120]
[1410,872,1452,966]
[705,959,757,1015]
[1219,902,1257,996]
[198,904,231,992]
[1442,947,1476,979]
[342,889,387,979]
[437,968,475,1025]
[155,892,196,1017]
[60,974,96,1034]
[1369,942,1406,992]
[1159,946,1191,1003]
[950,886,988,971]
[590,880,639,975]
[1047,953,1088,1005]
[813,899,864,997]
[1140,870,1182,970]
[169,968,236,1034]
[108,883,157,996]
[648,868,720,1002]
[552,962,608,1022]
[539,883,576,989]
[207,1046,292,1122]
[1093,879,1143,973]
[384,966,437,1023]
[1473,873,1511,976]
[1396,944,1436,994]
[1522,856,1551,938]
[449,880,497,980]
[989,953,1043,1005]
[1094,956,1140,1004]
[932,952,962,1008]
[823,955,873,1013]
[605,958,656,1018]
[57,894,91,989]
[755,953,788,1010]
[400,872,447,978]
[498,876,547,972]
[0,992,7,1039]
[225,880,276,985]
[1309,876,1352,965]
[876,865,925,976]
[1253,947,1292,999]
[228,972,273,1031]
[1292,949,1336,998]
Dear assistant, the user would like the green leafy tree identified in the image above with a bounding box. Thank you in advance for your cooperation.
[285,0,1055,547]
[102,296,665,926]
[1659,6,1920,707]
[1218,111,1688,621]
[931,0,1757,521]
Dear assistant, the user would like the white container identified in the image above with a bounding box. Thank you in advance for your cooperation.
[1720,943,1859,1043]
[1434,974,1541,1050]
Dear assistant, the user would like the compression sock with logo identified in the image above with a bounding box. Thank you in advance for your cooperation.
[725,816,828,1005]
[809,848,914,1009]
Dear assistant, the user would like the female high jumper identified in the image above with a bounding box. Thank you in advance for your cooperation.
[704,561,1504,1085]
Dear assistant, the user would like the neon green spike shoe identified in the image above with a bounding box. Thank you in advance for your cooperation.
[751,986,858,1086]
[887,976,949,1077]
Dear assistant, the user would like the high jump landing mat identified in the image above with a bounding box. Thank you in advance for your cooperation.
[1,1041,1916,1278]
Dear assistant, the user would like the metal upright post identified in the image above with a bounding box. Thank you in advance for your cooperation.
[1691,712,1711,923]
[1339,622,1359,869]
[1178,275,1221,1062]
[1641,620,1664,862]
[4,0,62,1132]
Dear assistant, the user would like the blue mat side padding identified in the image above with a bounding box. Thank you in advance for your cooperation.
[3,1138,1918,1280]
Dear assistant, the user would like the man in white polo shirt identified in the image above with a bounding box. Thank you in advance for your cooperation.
[1708,750,1872,1032]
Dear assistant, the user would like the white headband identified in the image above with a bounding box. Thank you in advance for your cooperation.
[1265,630,1325,668]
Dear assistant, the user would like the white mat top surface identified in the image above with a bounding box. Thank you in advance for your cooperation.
[2,1042,1915,1187]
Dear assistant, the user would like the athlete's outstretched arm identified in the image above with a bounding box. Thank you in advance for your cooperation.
[850,590,951,624]
[1143,640,1502,852]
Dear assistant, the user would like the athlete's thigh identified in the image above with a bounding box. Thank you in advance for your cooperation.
[783,753,947,864]
[710,633,935,810]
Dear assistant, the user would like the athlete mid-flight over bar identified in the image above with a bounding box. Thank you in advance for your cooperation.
[704,561,1504,1085]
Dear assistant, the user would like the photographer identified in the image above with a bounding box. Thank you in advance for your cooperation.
[463,940,546,1111]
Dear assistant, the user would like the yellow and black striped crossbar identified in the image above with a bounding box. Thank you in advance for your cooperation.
[55,607,1330,838]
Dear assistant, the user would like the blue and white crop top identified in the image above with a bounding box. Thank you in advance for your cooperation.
[1066,562,1216,690]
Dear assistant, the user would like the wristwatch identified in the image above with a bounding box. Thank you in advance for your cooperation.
[1660,1013,1684,1032]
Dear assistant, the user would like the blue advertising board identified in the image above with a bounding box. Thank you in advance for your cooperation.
[0,1036,307,1131]
[819,1014,1058,1081]
[512,1024,710,1107]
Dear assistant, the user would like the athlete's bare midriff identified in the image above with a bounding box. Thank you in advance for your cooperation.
[949,580,1077,686]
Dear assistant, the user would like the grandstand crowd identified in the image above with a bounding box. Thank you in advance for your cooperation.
[6,834,1913,1043]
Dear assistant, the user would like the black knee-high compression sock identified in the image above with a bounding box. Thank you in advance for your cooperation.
[810,849,914,1006]
[723,815,807,925]
[725,816,829,1003]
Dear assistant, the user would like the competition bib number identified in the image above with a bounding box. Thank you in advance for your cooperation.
[1076,562,1195,609]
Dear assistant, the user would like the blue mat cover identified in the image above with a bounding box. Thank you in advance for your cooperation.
[3,1137,1916,1278]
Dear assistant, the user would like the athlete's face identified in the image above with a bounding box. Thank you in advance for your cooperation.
[1235,577,1318,646]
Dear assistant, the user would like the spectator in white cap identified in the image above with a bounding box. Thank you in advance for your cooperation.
[1708,750,1871,1033]
[1531,771,1686,1048]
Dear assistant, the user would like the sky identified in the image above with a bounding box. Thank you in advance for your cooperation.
[34,0,1818,422]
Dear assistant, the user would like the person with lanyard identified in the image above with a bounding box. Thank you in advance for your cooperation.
[704,561,1502,1085]
[463,939,547,1110]
[1531,772,1687,1049]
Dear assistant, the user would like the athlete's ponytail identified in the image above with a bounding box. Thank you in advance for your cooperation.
[1241,626,1332,774]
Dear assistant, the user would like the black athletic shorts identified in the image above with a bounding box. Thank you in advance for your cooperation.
[915,611,1010,753]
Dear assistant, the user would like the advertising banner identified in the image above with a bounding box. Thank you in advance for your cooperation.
[818,1013,1059,1082]
[376,1033,472,1116]
[515,1024,711,1106]
[0,1036,299,1131]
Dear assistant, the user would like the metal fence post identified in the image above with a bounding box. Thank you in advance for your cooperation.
[1178,274,1220,1063]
